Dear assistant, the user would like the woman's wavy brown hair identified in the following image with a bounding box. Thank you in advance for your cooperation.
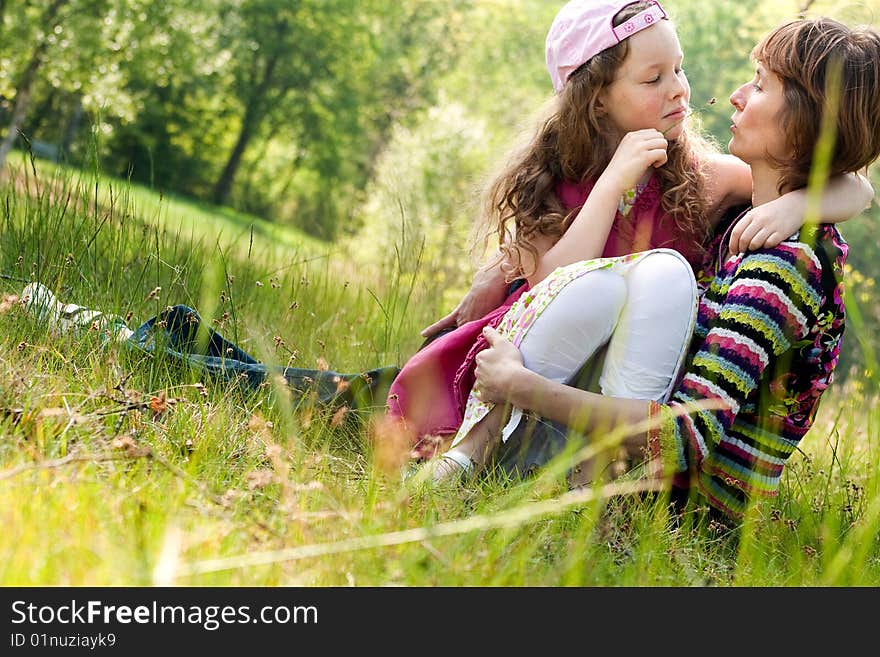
[754,18,880,193]
[482,1,715,281]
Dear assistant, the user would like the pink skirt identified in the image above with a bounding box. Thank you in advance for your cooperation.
[385,284,529,458]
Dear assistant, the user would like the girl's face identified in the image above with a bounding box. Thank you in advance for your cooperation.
[598,20,690,140]
[728,65,790,165]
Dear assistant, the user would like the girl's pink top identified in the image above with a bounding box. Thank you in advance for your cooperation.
[556,176,705,269]
[386,175,705,457]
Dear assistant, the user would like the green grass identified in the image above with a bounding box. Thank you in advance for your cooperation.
[1,156,878,586]
[5,150,328,264]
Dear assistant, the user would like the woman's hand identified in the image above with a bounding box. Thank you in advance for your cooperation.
[421,263,509,338]
[598,129,669,194]
[473,327,526,405]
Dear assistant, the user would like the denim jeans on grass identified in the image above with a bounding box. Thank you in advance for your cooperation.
[124,300,599,465]
[127,305,400,410]
[123,295,598,475]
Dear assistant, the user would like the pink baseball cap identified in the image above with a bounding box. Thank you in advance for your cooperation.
[546,0,668,93]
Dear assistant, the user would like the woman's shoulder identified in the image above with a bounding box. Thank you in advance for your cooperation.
[796,223,849,280]
[774,223,848,267]
[732,224,847,310]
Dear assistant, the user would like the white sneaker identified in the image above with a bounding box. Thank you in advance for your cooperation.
[21,282,133,342]
[404,448,476,488]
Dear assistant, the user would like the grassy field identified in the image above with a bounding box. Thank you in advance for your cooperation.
[1,153,878,587]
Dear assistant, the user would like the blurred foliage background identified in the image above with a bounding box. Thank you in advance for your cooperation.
[1,0,877,374]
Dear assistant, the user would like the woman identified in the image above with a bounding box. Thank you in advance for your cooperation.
[436,16,880,520]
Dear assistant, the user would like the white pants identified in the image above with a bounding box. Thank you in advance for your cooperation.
[502,249,698,440]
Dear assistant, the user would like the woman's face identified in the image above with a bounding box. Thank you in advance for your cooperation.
[599,20,691,140]
[728,64,791,165]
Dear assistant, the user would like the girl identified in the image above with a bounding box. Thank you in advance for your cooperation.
[393,0,872,461]
[440,15,880,520]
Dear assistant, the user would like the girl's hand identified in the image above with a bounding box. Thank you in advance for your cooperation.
[599,129,669,194]
[728,172,874,253]
[421,264,508,337]
[728,204,798,253]
[473,327,526,404]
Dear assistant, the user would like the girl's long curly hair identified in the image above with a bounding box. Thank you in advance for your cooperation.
[483,2,716,281]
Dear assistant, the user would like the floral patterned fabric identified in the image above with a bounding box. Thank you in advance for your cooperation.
[648,212,848,518]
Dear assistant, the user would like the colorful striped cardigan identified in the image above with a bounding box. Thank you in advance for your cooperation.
[648,213,848,518]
